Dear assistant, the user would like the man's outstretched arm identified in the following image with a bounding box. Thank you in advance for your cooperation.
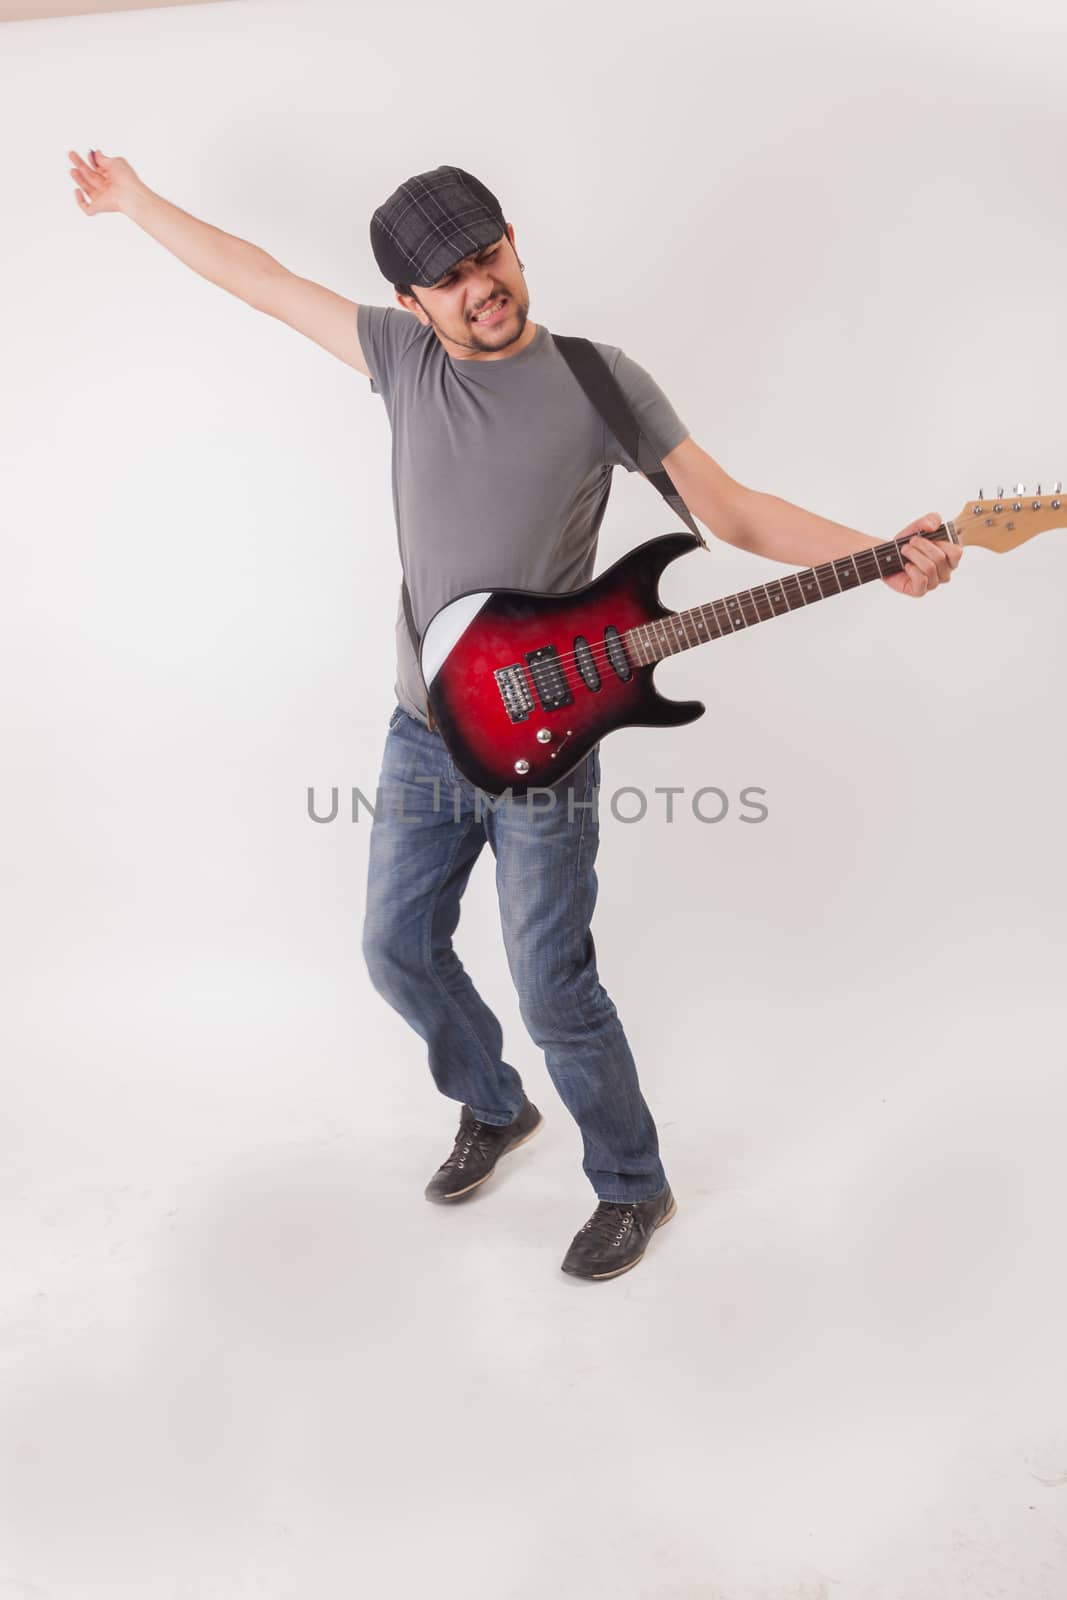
[662,435,962,598]
[68,148,372,377]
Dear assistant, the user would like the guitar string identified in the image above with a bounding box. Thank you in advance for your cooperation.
[476,546,920,690]
[458,528,953,687]
[497,538,929,682]
[546,527,955,676]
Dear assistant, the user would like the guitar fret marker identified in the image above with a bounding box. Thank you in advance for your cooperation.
[430,501,1060,796]
[620,514,987,669]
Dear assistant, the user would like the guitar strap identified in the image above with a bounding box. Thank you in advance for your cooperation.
[398,331,707,728]
[551,334,709,551]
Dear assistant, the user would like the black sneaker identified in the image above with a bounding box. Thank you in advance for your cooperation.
[424,1097,544,1202]
[560,1183,677,1279]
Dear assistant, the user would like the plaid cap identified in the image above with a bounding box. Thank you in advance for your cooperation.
[370,166,507,288]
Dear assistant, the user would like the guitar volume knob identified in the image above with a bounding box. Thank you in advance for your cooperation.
[514,759,530,775]
[536,728,552,743]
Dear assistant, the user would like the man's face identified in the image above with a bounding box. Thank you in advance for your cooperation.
[399,224,530,357]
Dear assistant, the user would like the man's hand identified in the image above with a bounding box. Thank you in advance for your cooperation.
[68,148,144,217]
[883,511,963,597]
[66,146,371,374]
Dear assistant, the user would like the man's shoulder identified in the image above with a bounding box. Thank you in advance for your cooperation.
[358,302,432,351]
[549,333,688,469]
[357,303,435,394]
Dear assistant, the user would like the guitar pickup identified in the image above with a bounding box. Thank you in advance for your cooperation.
[524,644,574,712]
[494,662,535,723]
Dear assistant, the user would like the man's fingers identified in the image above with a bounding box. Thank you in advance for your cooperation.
[68,154,105,201]
[907,533,957,581]
[902,543,938,591]
[71,158,104,191]
[903,513,941,536]
[929,539,955,582]
[903,537,938,569]
[889,512,961,596]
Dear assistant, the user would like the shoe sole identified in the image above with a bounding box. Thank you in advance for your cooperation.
[564,1193,678,1279]
[427,1111,545,1202]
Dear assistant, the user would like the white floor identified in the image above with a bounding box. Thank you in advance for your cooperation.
[3,923,1066,1599]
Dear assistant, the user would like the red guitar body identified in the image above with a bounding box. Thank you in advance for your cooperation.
[420,532,705,795]
[418,491,1055,794]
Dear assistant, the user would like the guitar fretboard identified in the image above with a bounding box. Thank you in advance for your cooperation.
[626,524,958,665]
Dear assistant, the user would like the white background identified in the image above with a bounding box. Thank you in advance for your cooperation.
[2,0,1066,1595]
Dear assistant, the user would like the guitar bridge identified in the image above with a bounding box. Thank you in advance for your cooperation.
[495,662,534,723]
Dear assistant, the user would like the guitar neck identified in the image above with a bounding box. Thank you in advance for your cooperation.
[627,522,961,665]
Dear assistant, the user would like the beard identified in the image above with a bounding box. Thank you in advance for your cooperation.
[415,285,530,355]
[463,293,529,353]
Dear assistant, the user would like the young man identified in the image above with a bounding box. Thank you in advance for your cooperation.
[68,153,962,1282]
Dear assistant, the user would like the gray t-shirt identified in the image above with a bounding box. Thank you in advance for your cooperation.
[356,304,690,725]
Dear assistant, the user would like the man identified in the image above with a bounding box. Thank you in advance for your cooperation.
[68,152,962,1282]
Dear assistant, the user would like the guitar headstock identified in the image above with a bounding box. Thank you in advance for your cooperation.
[953,482,1065,552]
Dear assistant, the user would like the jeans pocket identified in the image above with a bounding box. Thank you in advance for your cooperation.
[387,704,406,731]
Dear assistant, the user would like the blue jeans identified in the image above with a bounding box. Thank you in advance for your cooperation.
[361,705,667,1203]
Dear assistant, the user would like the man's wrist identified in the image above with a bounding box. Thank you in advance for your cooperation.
[120,181,156,224]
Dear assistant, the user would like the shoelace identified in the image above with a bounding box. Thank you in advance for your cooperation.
[443,1120,495,1172]
[579,1203,635,1247]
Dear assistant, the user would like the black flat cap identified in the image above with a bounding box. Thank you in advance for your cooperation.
[370,165,507,288]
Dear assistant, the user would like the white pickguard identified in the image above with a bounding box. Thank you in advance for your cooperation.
[420,592,493,688]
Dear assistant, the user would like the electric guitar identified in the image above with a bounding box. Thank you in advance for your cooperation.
[419,485,1064,796]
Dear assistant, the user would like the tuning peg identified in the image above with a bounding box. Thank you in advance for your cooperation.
[996,485,1004,498]
[1036,484,1042,495]
[1055,481,1062,494]
[1013,483,1026,495]
[977,487,984,500]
